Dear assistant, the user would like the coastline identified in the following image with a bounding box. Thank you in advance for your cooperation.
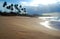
[0,16,60,39]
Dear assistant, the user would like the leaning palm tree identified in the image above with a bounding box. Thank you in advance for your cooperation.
[21,8,24,11]
[10,4,14,12]
[21,8,26,14]
[14,4,20,15]
[3,2,7,7]
[19,5,22,8]
[24,8,26,12]
[14,4,21,15]
[14,4,19,11]
[6,5,11,9]
[23,8,26,14]
[6,4,14,12]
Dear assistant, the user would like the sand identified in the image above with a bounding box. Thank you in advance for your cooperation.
[0,16,60,39]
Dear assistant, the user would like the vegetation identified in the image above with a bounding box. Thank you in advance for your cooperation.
[0,1,41,17]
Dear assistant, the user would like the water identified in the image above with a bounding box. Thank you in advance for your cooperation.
[39,16,60,31]
[49,21,60,30]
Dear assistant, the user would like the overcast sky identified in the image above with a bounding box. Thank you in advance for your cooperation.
[0,0,60,14]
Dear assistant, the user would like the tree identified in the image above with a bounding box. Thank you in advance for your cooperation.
[14,4,20,15]
[23,8,26,14]
[21,8,26,14]
[14,4,19,11]
[24,8,26,12]
[6,5,11,9]
[21,8,24,11]
[3,2,7,7]
[19,5,22,8]
[6,4,14,12]
[10,4,14,12]
[2,1,27,16]
[19,5,22,12]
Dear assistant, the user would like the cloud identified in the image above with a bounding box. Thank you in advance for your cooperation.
[25,3,60,14]
[21,0,57,7]
[0,0,60,15]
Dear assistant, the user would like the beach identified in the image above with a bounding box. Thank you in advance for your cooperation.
[0,16,60,39]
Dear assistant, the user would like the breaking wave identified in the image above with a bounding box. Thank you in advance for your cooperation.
[38,16,60,30]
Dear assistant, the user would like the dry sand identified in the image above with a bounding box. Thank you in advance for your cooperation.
[0,16,60,39]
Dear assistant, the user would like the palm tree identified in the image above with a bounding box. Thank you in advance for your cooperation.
[24,8,26,12]
[14,4,19,10]
[21,8,24,11]
[10,4,14,12]
[2,2,27,16]
[21,8,26,14]
[6,5,11,9]
[19,5,22,8]
[3,2,7,7]
[14,4,20,15]
[6,4,14,12]
[14,4,22,15]
[23,8,26,15]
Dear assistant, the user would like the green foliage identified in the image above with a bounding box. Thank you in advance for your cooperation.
[3,2,26,13]
[3,2,7,7]
[1,1,39,17]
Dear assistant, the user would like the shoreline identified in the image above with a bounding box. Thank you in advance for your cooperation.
[0,16,60,39]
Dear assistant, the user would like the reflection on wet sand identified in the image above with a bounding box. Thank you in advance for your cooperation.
[0,16,60,39]
[40,21,53,29]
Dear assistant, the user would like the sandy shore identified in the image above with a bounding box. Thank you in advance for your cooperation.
[0,16,60,39]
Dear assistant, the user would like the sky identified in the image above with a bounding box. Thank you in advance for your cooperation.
[0,0,60,14]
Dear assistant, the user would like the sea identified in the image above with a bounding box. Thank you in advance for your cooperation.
[38,16,60,31]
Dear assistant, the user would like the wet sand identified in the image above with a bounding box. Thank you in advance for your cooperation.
[0,16,60,39]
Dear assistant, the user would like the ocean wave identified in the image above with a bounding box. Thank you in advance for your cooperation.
[39,16,60,30]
